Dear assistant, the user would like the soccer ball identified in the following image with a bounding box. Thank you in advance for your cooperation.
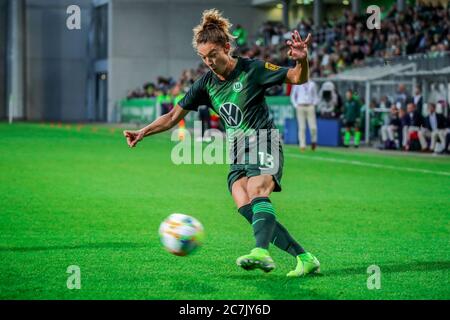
[158,213,204,256]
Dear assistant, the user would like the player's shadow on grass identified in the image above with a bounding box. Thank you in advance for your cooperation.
[228,273,334,299]
[327,261,450,277]
[0,242,148,252]
[228,260,450,280]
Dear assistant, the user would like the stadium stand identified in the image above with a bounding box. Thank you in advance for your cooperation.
[124,3,450,154]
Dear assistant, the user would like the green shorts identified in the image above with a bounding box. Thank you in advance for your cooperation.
[227,145,284,193]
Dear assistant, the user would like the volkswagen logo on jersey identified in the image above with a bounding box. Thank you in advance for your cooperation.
[219,102,243,128]
[233,81,243,93]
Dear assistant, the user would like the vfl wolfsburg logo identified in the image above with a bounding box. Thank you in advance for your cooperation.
[233,81,243,93]
[219,102,243,128]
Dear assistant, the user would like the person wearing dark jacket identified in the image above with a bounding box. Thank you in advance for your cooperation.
[443,113,450,154]
[402,102,427,151]
[424,103,447,152]
[413,87,424,115]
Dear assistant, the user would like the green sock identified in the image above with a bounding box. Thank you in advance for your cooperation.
[354,131,361,146]
[238,204,305,256]
[250,197,277,250]
[344,130,351,146]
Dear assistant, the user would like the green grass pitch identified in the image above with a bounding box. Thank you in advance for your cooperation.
[0,123,449,299]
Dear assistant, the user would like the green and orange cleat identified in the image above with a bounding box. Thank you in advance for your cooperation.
[286,252,320,277]
[236,248,275,273]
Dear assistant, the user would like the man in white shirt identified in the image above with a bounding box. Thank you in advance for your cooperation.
[290,80,319,151]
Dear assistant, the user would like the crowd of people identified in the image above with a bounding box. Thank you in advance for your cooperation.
[290,79,450,154]
[320,82,450,154]
[127,3,449,99]
[123,3,450,154]
[235,4,450,78]
[372,85,450,154]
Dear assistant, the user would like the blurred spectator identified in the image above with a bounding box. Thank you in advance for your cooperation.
[126,86,146,99]
[157,89,173,115]
[413,86,424,115]
[402,102,427,151]
[172,83,185,106]
[443,113,450,154]
[423,103,447,152]
[379,95,392,110]
[379,95,392,126]
[394,84,413,111]
[380,105,402,149]
[143,82,156,98]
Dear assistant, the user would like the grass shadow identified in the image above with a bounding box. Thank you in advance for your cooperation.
[224,260,450,299]
[226,272,333,299]
[0,242,148,253]
[324,261,450,277]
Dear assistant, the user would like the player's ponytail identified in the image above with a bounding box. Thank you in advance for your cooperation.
[192,9,236,50]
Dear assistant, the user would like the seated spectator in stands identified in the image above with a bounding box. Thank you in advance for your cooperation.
[171,83,184,106]
[379,95,392,111]
[342,90,362,148]
[423,103,447,153]
[126,89,135,100]
[443,113,450,154]
[378,95,392,126]
[399,107,407,147]
[157,89,173,115]
[126,87,146,100]
[380,106,402,149]
[157,76,171,92]
[143,82,156,98]
[402,102,427,151]
[395,84,413,111]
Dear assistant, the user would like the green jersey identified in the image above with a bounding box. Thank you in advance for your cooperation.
[343,98,361,122]
[178,57,289,133]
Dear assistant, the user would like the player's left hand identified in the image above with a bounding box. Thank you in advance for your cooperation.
[286,30,312,62]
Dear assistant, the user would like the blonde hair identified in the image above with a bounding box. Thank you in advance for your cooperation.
[192,9,236,50]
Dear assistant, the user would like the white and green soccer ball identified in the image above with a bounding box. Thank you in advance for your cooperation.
[158,213,204,256]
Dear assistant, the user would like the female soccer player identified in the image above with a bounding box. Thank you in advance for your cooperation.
[123,9,320,277]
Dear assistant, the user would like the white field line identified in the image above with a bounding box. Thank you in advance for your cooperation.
[286,153,450,177]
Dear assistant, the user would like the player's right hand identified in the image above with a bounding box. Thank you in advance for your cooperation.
[123,130,144,148]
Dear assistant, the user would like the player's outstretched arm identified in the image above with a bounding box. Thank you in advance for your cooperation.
[123,105,189,148]
[286,30,311,85]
